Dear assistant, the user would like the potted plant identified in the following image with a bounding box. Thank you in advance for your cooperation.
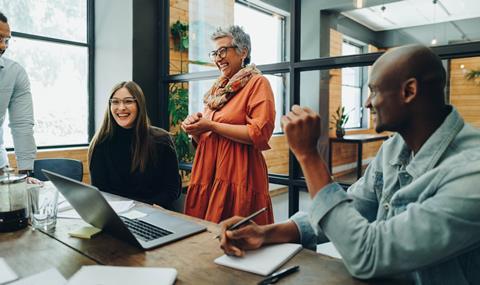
[331,106,350,138]
[465,68,480,85]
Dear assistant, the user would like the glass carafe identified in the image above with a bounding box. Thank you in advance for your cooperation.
[0,167,28,232]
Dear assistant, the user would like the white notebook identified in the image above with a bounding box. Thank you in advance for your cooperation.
[66,266,177,285]
[214,243,302,276]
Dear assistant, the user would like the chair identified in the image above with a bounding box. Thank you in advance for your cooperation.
[33,158,84,182]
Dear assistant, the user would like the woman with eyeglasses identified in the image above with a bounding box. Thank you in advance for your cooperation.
[182,26,275,225]
[88,81,180,208]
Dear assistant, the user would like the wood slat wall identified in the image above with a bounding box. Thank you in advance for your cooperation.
[263,135,289,175]
[449,57,480,128]
[7,148,90,183]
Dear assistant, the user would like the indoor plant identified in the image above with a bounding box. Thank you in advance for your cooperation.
[331,106,350,138]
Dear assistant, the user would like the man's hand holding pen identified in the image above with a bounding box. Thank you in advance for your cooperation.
[219,215,267,257]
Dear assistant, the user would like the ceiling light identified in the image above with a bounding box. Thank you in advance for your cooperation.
[431,0,438,46]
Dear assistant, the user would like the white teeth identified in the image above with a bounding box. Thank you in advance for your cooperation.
[117,114,129,117]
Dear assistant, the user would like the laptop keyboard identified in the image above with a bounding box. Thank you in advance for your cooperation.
[120,216,173,242]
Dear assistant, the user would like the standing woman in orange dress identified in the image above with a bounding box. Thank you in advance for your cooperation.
[182,25,275,225]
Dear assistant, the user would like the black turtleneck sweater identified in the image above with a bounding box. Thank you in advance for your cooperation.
[89,126,180,209]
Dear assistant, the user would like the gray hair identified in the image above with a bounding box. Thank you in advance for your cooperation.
[211,25,251,65]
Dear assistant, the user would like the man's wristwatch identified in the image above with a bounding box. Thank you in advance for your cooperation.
[18,169,34,177]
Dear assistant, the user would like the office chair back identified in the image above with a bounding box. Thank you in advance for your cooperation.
[33,158,84,182]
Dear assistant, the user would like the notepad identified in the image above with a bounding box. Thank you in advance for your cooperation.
[214,243,302,276]
[68,226,102,239]
[66,265,177,285]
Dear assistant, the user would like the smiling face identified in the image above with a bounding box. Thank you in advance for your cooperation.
[365,58,408,133]
[213,36,245,79]
[110,87,138,129]
[0,21,11,57]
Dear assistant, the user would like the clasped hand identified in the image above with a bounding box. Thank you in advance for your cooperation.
[181,112,213,136]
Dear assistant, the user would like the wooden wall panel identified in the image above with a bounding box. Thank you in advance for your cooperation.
[7,148,90,183]
[449,57,480,128]
[264,135,289,175]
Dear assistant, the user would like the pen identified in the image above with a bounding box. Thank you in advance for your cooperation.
[258,265,299,285]
[214,207,267,239]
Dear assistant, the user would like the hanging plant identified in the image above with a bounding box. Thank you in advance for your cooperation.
[465,69,480,85]
[168,20,194,163]
[171,20,189,51]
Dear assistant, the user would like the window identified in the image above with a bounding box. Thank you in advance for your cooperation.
[1,0,91,148]
[341,40,365,129]
[234,1,288,133]
[234,1,286,64]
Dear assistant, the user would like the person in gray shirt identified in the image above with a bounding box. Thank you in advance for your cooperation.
[219,45,480,284]
[0,11,36,176]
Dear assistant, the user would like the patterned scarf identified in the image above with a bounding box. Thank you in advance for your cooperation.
[204,64,261,110]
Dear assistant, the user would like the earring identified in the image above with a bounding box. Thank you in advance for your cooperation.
[241,57,246,68]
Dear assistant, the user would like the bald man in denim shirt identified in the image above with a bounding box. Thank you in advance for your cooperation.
[0,11,36,175]
[219,45,480,284]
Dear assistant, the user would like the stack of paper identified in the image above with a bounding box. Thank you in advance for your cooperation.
[316,242,342,259]
[8,268,66,285]
[1,266,177,285]
[214,243,302,276]
[67,266,177,285]
[0,258,18,284]
[58,200,134,219]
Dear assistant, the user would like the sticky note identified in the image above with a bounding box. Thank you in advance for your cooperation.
[68,226,102,239]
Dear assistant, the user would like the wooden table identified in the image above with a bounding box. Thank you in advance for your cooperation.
[329,134,390,181]
[0,226,96,279]
[1,194,411,284]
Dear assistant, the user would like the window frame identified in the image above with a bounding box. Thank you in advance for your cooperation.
[341,38,367,130]
[5,0,95,150]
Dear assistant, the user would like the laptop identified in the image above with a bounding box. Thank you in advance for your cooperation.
[42,169,206,250]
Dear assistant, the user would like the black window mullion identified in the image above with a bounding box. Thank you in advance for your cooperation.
[287,0,301,217]
[11,31,88,47]
[87,0,95,141]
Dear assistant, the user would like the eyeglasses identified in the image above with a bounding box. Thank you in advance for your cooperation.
[0,36,11,45]
[208,45,237,61]
[109,97,137,106]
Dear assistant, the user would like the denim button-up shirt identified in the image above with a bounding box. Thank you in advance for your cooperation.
[0,56,36,170]
[291,107,480,284]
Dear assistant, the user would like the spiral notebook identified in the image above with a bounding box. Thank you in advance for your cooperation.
[214,243,302,276]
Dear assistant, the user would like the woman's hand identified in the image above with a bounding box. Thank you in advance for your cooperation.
[182,112,202,128]
[182,113,214,136]
[219,216,266,257]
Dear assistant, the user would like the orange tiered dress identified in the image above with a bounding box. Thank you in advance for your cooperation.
[184,74,275,225]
